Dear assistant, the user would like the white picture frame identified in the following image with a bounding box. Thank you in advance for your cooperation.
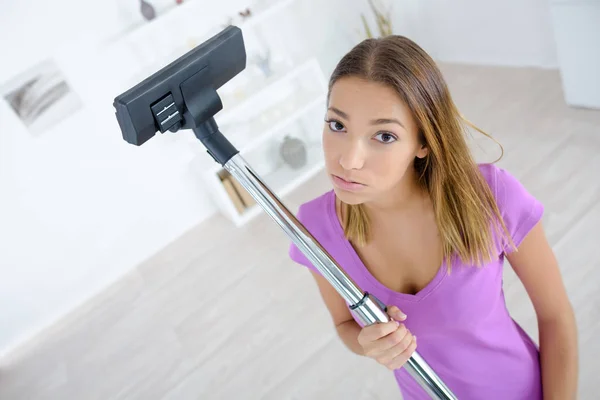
[1,58,82,136]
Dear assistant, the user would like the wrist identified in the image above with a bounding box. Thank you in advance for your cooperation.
[336,319,365,356]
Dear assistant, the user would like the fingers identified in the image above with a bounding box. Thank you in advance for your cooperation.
[359,305,407,342]
[385,335,418,370]
[380,323,409,354]
[359,319,400,344]
[387,305,407,322]
[376,331,417,369]
[361,322,410,357]
[357,305,417,371]
[371,323,410,359]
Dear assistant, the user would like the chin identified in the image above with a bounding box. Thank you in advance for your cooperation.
[332,187,365,205]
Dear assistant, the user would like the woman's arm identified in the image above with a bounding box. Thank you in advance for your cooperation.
[308,270,366,354]
[506,221,579,399]
[336,319,366,356]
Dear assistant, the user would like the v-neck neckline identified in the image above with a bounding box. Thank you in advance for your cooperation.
[325,190,449,303]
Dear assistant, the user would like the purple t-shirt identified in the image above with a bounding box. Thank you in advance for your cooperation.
[288,163,544,399]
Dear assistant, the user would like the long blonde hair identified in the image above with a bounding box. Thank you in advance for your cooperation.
[328,35,514,267]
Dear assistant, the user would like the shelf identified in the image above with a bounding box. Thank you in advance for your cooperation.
[101,0,300,89]
[208,93,326,175]
[153,4,328,226]
[230,145,325,226]
[104,0,297,47]
[201,92,326,226]
[263,143,325,197]
[216,58,322,127]
[237,0,300,31]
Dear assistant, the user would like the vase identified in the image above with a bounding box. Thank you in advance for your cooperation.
[280,135,307,169]
[140,0,156,21]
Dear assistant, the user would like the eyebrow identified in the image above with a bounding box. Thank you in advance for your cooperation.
[328,107,405,128]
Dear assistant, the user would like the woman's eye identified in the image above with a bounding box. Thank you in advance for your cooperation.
[328,120,345,132]
[375,132,397,143]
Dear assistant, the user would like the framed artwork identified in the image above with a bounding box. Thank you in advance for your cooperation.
[1,58,82,135]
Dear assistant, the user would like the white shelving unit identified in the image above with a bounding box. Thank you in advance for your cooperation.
[102,0,328,227]
[200,57,328,226]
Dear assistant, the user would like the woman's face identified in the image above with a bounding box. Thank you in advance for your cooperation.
[322,76,427,206]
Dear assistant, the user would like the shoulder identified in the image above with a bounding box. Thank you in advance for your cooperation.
[294,190,334,228]
[477,163,544,249]
[477,163,538,214]
[287,190,337,270]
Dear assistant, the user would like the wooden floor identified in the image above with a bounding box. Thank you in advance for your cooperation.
[1,63,599,399]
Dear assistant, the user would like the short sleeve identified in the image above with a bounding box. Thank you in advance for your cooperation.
[288,203,321,275]
[493,166,544,251]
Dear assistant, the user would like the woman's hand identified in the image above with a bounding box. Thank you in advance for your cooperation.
[357,306,417,370]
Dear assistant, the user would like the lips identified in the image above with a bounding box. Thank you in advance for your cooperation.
[331,174,366,191]
[336,175,362,185]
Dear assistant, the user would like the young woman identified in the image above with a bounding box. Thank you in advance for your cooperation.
[288,35,578,399]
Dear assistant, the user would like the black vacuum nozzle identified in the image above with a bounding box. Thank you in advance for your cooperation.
[113,25,246,165]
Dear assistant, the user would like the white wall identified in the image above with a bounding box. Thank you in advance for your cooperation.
[0,0,242,356]
[294,0,559,72]
[406,0,559,68]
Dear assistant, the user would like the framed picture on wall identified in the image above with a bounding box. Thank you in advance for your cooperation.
[1,58,82,136]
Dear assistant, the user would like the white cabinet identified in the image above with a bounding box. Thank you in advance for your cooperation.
[550,0,600,109]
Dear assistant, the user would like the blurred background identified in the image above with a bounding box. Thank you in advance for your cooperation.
[1,0,598,399]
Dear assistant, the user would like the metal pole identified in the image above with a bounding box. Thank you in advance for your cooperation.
[222,153,457,400]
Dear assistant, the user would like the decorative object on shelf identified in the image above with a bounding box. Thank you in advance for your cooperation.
[361,0,393,38]
[140,0,156,20]
[279,135,307,169]
[253,49,272,78]
[245,24,275,79]
[218,169,256,214]
[238,7,252,20]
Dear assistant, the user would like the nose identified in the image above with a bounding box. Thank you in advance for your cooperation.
[339,140,365,171]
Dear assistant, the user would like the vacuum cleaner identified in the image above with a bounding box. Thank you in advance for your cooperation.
[112,25,457,400]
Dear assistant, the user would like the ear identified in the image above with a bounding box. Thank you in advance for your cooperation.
[416,144,428,159]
